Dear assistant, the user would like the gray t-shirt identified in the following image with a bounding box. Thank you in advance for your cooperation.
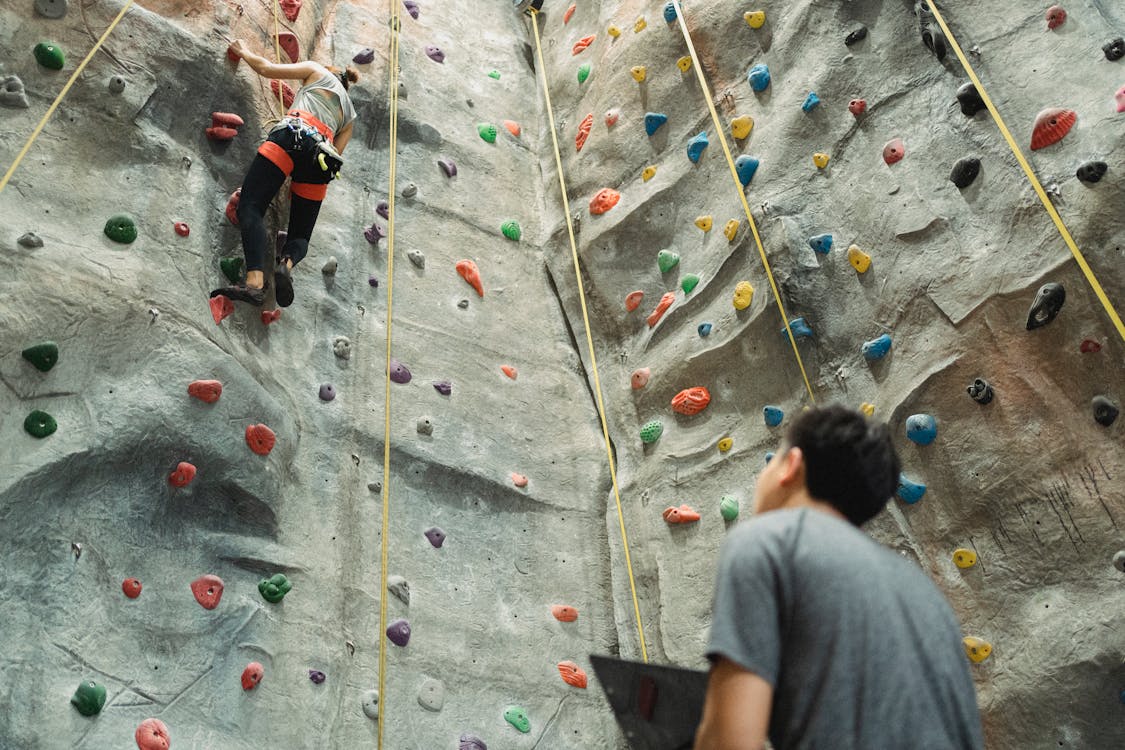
[707,508,984,750]
[291,73,357,135]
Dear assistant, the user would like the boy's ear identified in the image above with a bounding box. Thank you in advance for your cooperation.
[778,447,805,487]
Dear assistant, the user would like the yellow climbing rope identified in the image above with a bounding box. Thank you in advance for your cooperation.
[0,1,136,195]
[529,8,649,663]
[376,1,402,747]
[923,1,1125,343]
[671,1,816,402]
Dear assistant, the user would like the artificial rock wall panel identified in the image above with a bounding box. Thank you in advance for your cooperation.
[1,1,1123,749]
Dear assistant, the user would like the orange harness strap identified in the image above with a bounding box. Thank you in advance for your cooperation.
[291,181,328,201]
[257,140,294,175]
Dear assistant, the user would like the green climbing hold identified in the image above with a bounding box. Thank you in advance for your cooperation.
[501,221,522,241]
[657,249,680,273]
[71,680,107,717]
[24,410,57,439]
[681,274,700,294]
[103,214,137,244]
[720,495,740,521]
[504,705,531,733]
[34,42,65,70]
[258,573,292,603]
[640,420,664,444]
[477,123,498,143]
[22,342,59,372]
[220,257,244,284]
[577,63,591,83]
[488,70,501,80]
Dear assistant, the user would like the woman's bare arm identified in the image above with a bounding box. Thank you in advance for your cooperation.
[333,122,354,152]
[229,39,323,85]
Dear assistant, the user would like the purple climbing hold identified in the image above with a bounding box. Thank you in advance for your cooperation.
[424,526,446,548]
[403,0,419,19]
[389,358,412,383]
[365,223,386,244]
[386,618,412,646]
[309,669,326,684]
[369,275,379,288]
[425,45,445,63]
[439,157,457,177]
[433,380,453,396]
[319,384,336,401]
[353,48,375,65]
[460,735,488,750]
[376,200,389,219]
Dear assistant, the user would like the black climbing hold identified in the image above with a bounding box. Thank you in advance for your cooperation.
[1103,38,1125,62]
[1076,161,1107,185]
[24,409,57,438]
[916,3,947,61]
[966,378,994,405]
[950,157,981,189]
[845,26,868,46]
[956,82,986,116]
[22,341,59,372]
[1026,282,1065,330]
[1093,396,1119,427]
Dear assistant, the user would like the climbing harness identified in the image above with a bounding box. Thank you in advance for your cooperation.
[528,8,649,664]
[670,1,817,403]
[271,112,344,179]
[923,1,1125,344]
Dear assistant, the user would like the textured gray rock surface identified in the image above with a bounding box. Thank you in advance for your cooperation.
[1,1,1122,749]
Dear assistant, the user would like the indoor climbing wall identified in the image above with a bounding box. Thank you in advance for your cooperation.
[0,1,1122,750]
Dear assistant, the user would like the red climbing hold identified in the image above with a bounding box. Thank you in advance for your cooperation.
[1080,339,1102,353]
[882,138,905,165]
[558,661,588,688]
[663,504,702,524]
[187,379,223,404]
[552,604,579,622]
[261,308,282,325]
[511,472,529,488]
[206,126,238,141]
[1046,5,1066,29]
[135,718,170,750]
[501,365,518,380]
[671,386,711,415]
[456,259,485,297]
[279,0,301,22]
[848,98,867,116]
[190,574,224,609]
[241,662,264,690]
[245,423,276,456]
[122,578,143,598]
[225,188,241,225]
[625,290,645,312]
[211,112,244,128]
[605,109,620,127]
[572,35,595,55]
[564,3,576,24]
[174,221,190,237]
[277,32,299,63]
[589,187,620,215]
[646,292,675,327]
[503,119,522,137]
[631,368,651,390]
[169,461,197,487]
[271,80,296,109]
[1030,108,1077,150]
[576,112,594,152]
[209,295,234,325]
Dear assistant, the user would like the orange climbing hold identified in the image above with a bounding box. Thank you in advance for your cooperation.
[210,295,234,324]
[245,424,277,456]
[503,120,522,137]
[624,290,645,311]
[631,368,651,390]
[135,718,171,750]
[663,504,701,524]
[563,3,576,24]
[261,308,282,325]
[511,472,529,488]
[576,113,594,152]
[558,661,588,688]
[270,80,295,109]
[646,292,675,327]
[589,187,620,214]
[671,387,711,416]
[456,260,485,297]
[1030,108,1077,150]
[187,379,223,404]
[169,461,196,487]
[501,365,518,380]
[572,35,595,55]
[277,32,299,63]
[552,604,579,622]
[190,573,224,609]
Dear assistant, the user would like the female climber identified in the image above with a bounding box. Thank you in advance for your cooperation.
[211,39,358,308]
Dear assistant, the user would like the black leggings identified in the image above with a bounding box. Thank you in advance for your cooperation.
[236,125,333,272]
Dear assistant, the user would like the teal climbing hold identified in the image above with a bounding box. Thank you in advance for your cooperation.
[501,221,521,241]
[258,573,292,603]
[747,63,770,92]
[897,474,927,504]
[906,414,937,445]
[477,123,498,143]
[22,342,58,372]
[763,405,784,427]
[720,495,739,521]
[681,274,700,294]
[504,705,531,733]
[698,322,712,336]
[645,112,668,136]
[735,155,759,186]
[658,249,680,273]
[807,234,833,254]
[640,420,664,444]
[781,317,813,339]
[71,680,107,717]
[663,2,678,23]
[802,92,821,112]
[104,214,137,244]
[487,70,501,79]
[220,257,244,284]
[577,63,591,83]
[861,333,892,361]
[24,409,57,438]
[686,132,709,163]
[34,42,65,70]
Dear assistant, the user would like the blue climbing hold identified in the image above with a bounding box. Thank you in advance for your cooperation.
[748,64,770,92]
[861,333,892,361]
[897,474,927,504]
[645,112,668,136]
[763,405,784,427]
[906,414,937,446]
[686,132,709,163]
[807,233,833,254]
[735,155,759,186]
[781,317,813,340]
[698,322,712,337]
[802,92,820,112]
[765,451,775,464]
[663,2,678,23]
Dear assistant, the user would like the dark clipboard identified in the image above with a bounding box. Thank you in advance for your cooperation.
[590,654,710,750]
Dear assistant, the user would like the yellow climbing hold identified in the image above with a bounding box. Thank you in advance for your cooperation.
[631,66,647,83]
[744,10,766,29]
[733,281,754,310]
[953,548,977,569]
[724,219,739,242]
[695,216,713,232]
[608,25,621,38]
[677,56,692,72]
[718,437,733,452]
[847,245,871,274]
[813,152,830,169]
[962,636,992,663]
[859,402,876,417]
[730,115,754,140]
[642,165,657,182]
[634,16,647,33]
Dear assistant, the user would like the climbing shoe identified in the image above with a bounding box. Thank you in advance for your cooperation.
[210,284,265,306]
[274,260,294,308]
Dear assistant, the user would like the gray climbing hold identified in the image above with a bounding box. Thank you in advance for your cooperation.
[424,526,446,547]
[417,677,445,711]
[402,183,418,198]
[966,378,994,405]
[0,76,30,108]
[408,250,425,269]
[433,380,452,396]
[844,26,868,46]
[1093,395,1119,427]
[950,157,980,189]
[368,481,382,492]
[34,0,68,19]
[322,256,338,275]
[457,299,470,309]
[17,232,43,248]
[354,48,375,64]
[460,735,488,750]
[333,335,352,359]
[361,689,380,719]
[1076,161,1107,185]
[1113,550,1125,573]
[107,75,126,94]
[956,82,986,116]
[387,574,410,605]
[319,383,336,401]
[417,416,433,435]
[1026,283,1065,330]
[376,200,389,219]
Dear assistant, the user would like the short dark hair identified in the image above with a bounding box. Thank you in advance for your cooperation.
[784,404,901,525]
